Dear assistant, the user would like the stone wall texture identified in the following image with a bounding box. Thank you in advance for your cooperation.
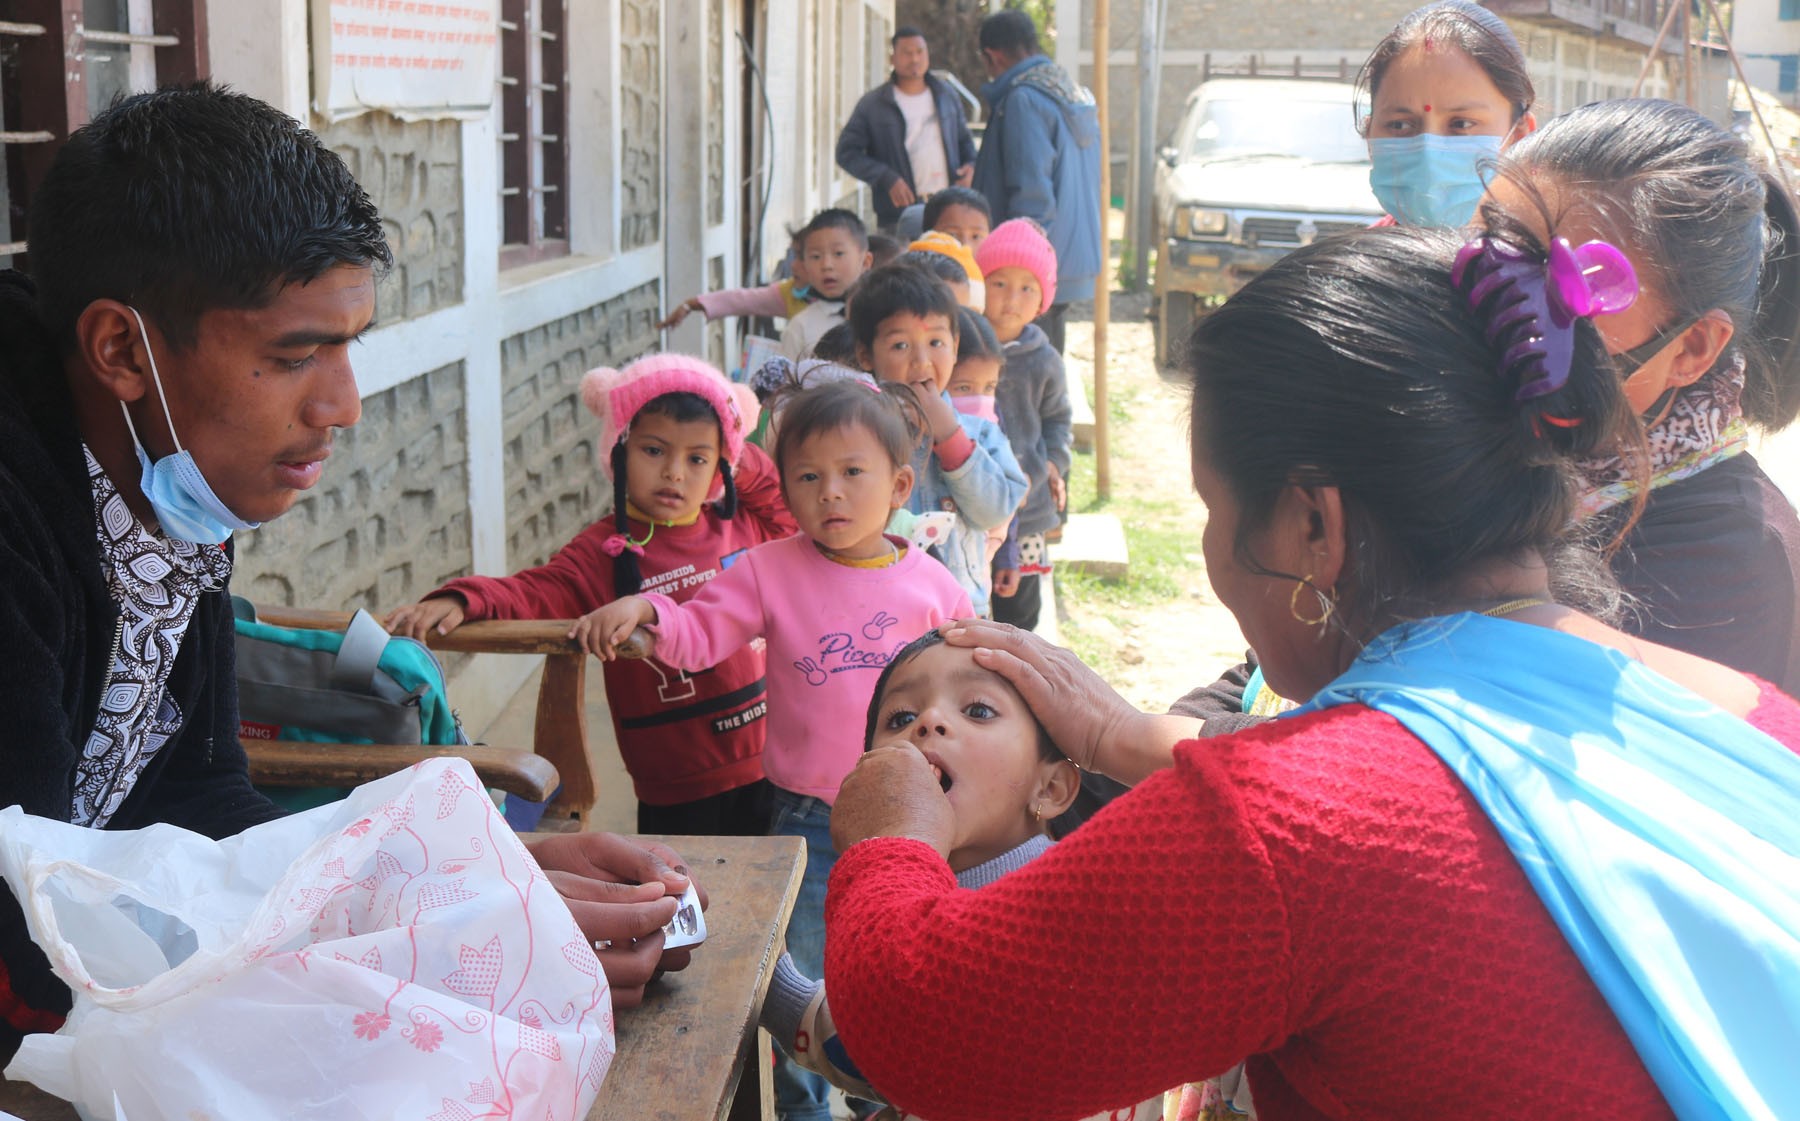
[232,362,472,612]
[322,113,464,323]
[500,282,662,572]
[708,0,727,227]
[620,0,664,251]
[1109,1,1418,54]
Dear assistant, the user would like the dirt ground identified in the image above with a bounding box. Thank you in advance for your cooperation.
[1054,289,1250,715]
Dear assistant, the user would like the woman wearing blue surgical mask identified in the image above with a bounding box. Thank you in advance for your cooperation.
[1359,0,1537,227]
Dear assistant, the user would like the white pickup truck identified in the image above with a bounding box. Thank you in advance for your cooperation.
[1152,78,1384,366]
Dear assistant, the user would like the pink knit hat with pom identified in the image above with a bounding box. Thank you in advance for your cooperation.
[975,218,1058,316]
[579,354,758,503]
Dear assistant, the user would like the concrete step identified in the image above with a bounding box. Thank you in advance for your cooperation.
[1049,512,1129,581]
[1035,568,1063,646]
[1069,359,1095,453]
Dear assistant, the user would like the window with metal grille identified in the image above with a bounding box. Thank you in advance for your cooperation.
[1,1,206,267]
[498,0,569,268]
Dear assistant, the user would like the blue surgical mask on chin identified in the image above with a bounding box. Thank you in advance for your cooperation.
[119,306,261,545]
[1368,134,1503,228]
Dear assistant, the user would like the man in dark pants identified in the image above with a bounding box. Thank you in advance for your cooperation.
[0,84,704,1058]
[971,11,1104,354]
[836,26,978,235]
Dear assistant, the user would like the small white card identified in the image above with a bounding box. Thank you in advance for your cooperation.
[661,881,707,949]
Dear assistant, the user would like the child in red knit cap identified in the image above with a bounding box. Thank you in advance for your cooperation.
[386,354,796,836]
[975,218,1073,632]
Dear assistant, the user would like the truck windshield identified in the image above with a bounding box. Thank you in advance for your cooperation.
[1186,97,1367,164]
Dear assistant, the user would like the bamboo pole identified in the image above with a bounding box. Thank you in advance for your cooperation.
[1093,0,1111,500]
[1629,0,1680,98]
[1698,0,1796,195]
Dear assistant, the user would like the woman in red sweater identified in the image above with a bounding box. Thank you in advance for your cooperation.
[821,224,1800,1121]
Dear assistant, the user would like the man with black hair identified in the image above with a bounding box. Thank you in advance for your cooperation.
[0,84,704,1056]
[973,10,1103,353]
[836,26,978,233]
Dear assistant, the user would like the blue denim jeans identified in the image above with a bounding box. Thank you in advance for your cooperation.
[769,787,836,1121]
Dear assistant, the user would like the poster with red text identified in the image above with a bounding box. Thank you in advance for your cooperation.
[313,0,499,121]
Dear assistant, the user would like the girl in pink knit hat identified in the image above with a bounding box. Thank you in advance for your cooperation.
[974,218,1074,633]
[387,354,797,837]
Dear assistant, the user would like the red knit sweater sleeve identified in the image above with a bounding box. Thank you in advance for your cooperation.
[432,519,619,621]
[823,745,1299,1121]
[733,442,798,542]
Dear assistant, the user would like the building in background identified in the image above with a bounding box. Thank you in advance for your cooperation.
[1736,0,1800,107]
[1,0,893,729]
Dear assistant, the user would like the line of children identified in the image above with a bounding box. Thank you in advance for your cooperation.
[573,378,972,1121]
[847,263,1028,619]
[975,218,1072,632]
[903,231,983,310]
[758,629,1162,1121]
[896,247,977,310]
[782,209,876,361]
[946,308,1019,590]
[658,225,901,338]
[385,356,795,835]
[896,184,994,247]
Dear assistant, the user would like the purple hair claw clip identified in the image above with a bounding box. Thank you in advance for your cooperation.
[1452,235,1638,401]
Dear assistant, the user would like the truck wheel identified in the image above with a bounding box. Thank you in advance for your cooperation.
[1156,291,1199,370]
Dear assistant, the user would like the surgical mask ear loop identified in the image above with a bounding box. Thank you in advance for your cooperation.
[123,306,188,457]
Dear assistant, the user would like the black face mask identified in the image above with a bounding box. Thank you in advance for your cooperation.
[1612,314,1704,382]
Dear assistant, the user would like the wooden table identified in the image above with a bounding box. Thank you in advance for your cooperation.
[0,833,805,1121]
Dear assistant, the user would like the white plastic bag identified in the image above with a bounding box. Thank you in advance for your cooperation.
[0,758,613,1121]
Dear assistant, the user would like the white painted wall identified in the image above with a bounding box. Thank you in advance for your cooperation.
[1735,0,1800,101]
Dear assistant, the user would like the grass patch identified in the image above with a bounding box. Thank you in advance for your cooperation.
[1056,435,1199,680]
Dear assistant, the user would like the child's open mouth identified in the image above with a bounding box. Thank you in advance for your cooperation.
[925,754,953,792]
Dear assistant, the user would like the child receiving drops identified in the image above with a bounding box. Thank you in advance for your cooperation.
[759,628,1162,1121]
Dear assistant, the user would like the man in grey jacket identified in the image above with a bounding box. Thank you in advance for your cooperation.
[836,27,978,233]
[972,11,1103,354]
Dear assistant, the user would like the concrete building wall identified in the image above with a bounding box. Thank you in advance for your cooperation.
[322,114,464,324]
[1735,0,1800,105]
[499,283,662,572]
[233,362,471,612]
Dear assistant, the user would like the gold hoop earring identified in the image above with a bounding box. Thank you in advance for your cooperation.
[1289,577,1337,627]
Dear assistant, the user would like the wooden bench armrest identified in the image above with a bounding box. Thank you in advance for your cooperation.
[245,740,560,802]
[252,606,582,655]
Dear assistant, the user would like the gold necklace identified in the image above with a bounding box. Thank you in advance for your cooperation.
[1479,596,1553,619]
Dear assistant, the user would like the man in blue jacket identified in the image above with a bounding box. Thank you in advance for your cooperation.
[972,11,1103,353]
[836,26,978,233]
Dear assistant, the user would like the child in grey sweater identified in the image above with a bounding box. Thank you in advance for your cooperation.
[973,219,1073,631]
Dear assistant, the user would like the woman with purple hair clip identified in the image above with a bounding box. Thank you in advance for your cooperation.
[813,221,1800,1121]
[1489,99,1800,694]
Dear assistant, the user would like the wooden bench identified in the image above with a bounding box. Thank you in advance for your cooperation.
[242,606,598,828]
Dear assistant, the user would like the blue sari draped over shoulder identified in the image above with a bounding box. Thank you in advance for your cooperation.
[1288,613,1800,1121]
